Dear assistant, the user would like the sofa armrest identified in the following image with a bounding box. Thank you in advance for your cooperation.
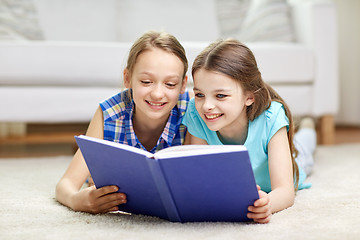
[290,0,339,116]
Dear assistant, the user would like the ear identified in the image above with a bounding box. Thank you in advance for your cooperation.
[245,91,255,106]
[123,69,131,89]
[180,75,188,94]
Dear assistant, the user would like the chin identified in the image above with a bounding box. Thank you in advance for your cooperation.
[208,126,221,132]
[147,111,170,121]
[203,122,221,132]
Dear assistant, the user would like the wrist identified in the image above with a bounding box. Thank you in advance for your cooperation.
[69,191,81,211]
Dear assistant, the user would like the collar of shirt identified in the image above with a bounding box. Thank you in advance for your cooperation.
[124,100,181,153]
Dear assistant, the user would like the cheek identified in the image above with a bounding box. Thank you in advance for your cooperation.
[131,86,148,101]
[167,85,183,97]
[194,100,202,113]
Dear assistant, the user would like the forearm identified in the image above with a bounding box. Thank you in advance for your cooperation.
[268,186,295,213]
[55,178,81,211]
[267,127,296,213]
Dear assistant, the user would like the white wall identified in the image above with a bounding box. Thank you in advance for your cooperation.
[334,0,360,126]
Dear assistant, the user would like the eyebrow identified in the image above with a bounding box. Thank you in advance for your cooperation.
[139,71,181,80]
[193,87,232,92]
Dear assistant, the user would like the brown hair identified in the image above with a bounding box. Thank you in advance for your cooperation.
[126,30,188,80]
[192,39,299,190]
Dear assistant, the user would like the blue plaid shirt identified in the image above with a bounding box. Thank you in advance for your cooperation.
[100,89,189,153]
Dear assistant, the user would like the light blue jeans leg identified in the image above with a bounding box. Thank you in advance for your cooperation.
[294,128,317,176]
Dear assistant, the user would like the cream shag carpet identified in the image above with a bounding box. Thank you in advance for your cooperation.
[1,143,359,240]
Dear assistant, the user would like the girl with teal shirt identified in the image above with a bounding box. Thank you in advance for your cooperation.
[183,39,316,223]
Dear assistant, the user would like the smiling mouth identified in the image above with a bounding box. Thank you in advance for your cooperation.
[204,113,223,120]
[146,100,166,106]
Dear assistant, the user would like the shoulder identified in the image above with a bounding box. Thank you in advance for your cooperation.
[265,101,287,122]
[252,101,286,125]
[265,101,289,141]
[100,89,132,121]
[249,101,289,144]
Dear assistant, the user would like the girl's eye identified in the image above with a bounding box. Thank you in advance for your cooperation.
[216,94,227,99]
[166,82,177,87]
[140,80,151,85]
[195,93,204,98]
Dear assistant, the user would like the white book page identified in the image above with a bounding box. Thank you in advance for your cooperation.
[154,144,247,159]
[78,135,154,158]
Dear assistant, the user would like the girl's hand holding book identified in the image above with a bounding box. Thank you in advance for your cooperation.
[247,185,272,224]
[71,185,127,214]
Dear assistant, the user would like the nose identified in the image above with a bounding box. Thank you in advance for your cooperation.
[150,84,165,100]
[202,97,215,111]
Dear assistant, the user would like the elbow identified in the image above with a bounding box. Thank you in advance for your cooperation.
[288,195,295,208]
[55,182,61,201]
[55,179,71,209]
[55,181,64,204]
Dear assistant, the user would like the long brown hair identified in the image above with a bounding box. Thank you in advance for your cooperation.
[192,39,299,190]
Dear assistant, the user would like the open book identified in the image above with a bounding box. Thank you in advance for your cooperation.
[75,135,259,222]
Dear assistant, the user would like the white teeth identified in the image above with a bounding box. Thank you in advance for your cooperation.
[206,114,222,119]
[148,101,163,106]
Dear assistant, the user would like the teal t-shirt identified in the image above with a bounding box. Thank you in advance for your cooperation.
[182,98,310,192]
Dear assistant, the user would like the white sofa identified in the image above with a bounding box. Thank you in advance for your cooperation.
[0,1,338,144]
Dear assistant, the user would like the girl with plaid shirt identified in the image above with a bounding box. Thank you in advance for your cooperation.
[56,31,190,214]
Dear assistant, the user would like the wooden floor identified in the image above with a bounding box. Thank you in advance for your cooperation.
[0,123,359,158]
[0,123,88,158]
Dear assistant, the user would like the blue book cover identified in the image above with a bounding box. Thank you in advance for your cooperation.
[75,135,259,222]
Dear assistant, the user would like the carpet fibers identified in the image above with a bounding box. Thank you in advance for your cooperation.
[1,143,359,240]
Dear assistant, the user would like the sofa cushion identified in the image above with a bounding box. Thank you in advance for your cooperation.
[115,0,219,42]
[217,0,295,42]
[248,42,314,84]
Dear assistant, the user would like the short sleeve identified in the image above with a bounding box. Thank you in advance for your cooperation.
[266,101,289,144]
[100,90,129,122]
